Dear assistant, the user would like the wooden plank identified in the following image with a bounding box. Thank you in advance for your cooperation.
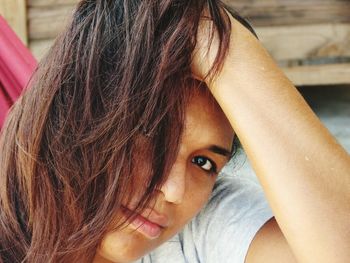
[256,23,350,61]
[29,39,54,60]
[28,0,350,26]
[224,0,350,26]
[28,5,75,40]
[28,0,77,7]
[282,63,350,86]
[0,0,28,45]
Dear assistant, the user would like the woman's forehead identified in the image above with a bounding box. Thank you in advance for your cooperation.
[182,90,234,148]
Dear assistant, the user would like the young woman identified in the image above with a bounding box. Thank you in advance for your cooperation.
[1,0,349,262]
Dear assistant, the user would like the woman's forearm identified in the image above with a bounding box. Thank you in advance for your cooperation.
[210,17,350,263]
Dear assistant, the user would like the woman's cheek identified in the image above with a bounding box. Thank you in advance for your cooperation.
[179,175,215,220]
[97,229,153,263]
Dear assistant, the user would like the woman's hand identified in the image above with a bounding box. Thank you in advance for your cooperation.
[191,8,271,88]
[191,12,220,81]
[191,7,234,82]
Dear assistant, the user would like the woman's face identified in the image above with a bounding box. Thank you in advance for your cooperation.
[94,90,234,263]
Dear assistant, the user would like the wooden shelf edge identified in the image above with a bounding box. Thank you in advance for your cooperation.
[282,63,350,86]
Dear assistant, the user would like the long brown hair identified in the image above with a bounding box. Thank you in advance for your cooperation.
[0,1,257,262]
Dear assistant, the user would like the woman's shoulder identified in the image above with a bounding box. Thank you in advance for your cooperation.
[204,174,269,212]
[183,174,274,263]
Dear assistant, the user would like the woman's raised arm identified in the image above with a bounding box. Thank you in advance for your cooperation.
[193,10,350,263]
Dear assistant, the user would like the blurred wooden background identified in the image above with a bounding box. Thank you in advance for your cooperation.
[1,0,350,86]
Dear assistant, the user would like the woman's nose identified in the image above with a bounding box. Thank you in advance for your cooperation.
[160,161,186,204]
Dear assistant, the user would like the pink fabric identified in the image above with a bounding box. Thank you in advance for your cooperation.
[0,83,12,127]
[0,15,37,129]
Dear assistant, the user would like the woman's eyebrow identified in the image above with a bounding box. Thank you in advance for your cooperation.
[207,145,232,158]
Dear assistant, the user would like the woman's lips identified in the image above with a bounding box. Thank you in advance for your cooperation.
[122,206,169,239]
[129,213,163,239]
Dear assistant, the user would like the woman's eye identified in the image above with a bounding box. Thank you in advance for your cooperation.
[191,156,217,174]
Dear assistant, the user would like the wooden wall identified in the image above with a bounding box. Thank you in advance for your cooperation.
[2,0,350,86]
[0,0,28,44]
[227,0,350,86]
[224,0,350,26]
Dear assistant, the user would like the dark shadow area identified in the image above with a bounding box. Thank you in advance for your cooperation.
[297,84,350,152]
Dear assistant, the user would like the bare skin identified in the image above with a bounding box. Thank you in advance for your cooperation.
[192,9,350,263]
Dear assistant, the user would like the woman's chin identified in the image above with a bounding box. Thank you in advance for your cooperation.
[94,227,160,263]
[94,244,146,263]
[94,249,142,263]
